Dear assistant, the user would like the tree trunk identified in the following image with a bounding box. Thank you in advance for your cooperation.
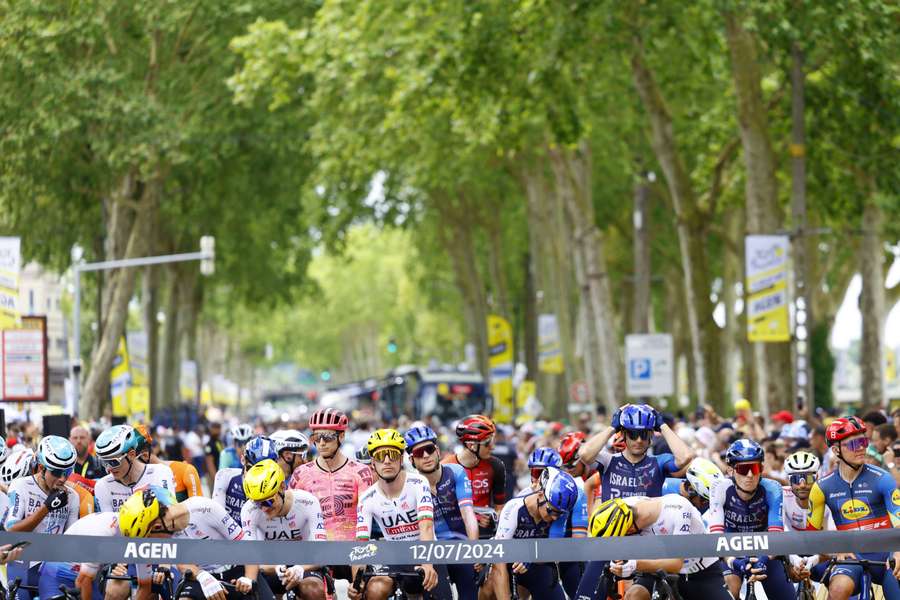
[522,251,538,385]
[860,200,886,408]
[722,208,742,407]
[81,172,154,418]
[486,219,510,319]
[159,265,181,408]
[632,175,651,334]
[724,10,791,415]
[143,266,160,416]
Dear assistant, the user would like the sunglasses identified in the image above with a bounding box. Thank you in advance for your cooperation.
[372,448,402,463]
[538,498,565,517]
[254,497,277,509]
[530,467,545,481]
[625,430,652,441]
[842,437,869,452]
[314,432,340,443]
[101,456,127,470]
[788,472,817,486]
[47,467,74,478]
[733,462,762,477]
[410,444,438,459]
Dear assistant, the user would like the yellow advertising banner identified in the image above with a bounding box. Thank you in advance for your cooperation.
[745,235,791,342]
[487,314,514,424]
[0,237,21,330]
[110,337,130,417]
[127,386,150,420]
[538,314,564,374]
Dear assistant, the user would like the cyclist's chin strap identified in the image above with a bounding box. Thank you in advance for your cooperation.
[835,447,863,471]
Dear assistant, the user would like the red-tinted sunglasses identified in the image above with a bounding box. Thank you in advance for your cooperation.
[410,444,438,459]
[733,462,762,477]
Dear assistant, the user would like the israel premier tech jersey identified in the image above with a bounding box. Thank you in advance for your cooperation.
[594,449,679,500]
[707,477,784,533]
[431,463,473,540]
[212,467,246,523]
[808,464,900,532]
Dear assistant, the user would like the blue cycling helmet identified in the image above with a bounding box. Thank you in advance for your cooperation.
[539,467,579,513]
[404,426,438,452]
[528,447,562,469]
[38,435,77,473]
[619,404,656,431]
[243,436,278,466]
[725,439,764,465]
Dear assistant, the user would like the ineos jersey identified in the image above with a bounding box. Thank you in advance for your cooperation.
[594,450,679,500]
[5,476,80,535]
[173,497,246,573]
[431,463,473,540]
[781,486,832,532]
[95,463,175,512]
[707,478,784,533]
[441,454,507,508]
[64,512,151,579]
[494,496,553,540]
[289,457,373,541]
[241,489,326,542]
[212,467,245,523]
[356,472,434,541]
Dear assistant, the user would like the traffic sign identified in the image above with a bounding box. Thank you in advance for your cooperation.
[569,381,590,403]
[625,334,673,397]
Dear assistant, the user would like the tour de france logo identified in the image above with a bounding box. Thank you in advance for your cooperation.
[349,543,378,562]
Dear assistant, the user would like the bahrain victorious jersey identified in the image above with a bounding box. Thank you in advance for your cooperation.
[95,463,175,513]
[356,472,434,541]
[289,457,373,541]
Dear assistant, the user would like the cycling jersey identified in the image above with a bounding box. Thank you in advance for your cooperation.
[0,490,8,526]
[593,450,679,500]
[707,477,784,533]
[356,472,434,541]
[441,454,507,508]
[288,456,373,541]
[67,482,96,517]
[219,447,240,471]
[173,496,246,573]
[167,460,203,502]
[212,467,245,523]
[808,464,900,531]
[430,463,473,541]
[94,463,175,512]
[5,476,80,534]
[240,489,326,542]
[781,485,832,532]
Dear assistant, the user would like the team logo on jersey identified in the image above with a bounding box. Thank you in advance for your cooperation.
[348,543,378,561]
[892,489,900,507]
[840,499,871,520]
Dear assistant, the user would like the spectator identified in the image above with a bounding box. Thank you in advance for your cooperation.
[810,425,834,477]
[867,423,898,467]
[862,409,887,437]
[68,425,104,481]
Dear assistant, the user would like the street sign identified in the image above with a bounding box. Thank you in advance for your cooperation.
[569,381,590,403]
[2,317,48,402]
[625,334,674,397]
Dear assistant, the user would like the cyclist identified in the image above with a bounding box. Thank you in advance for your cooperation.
[214,435,278,523]
[94,424,175,512]
[780,451,831,584]
[493,467,579,600]
[134,424,202,502]
[118,486,273,600]
[708,438,793,600]
[518,447,563,495]
[807,416,900,600]
[220,424,254,470]
[660,457,724,518]
[0,447,35,491]
[442,414,507,538]
[589,495,731,600]
[242,459,327,599]
[558,431,602,513]
[352,429,451,600]
[405,425,479,600]
[5,436,80,600]
[269,429,310,478]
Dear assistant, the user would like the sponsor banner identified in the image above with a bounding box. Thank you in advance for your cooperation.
[487,314,514,424]
[110,337,131,417]
[537,314,564,374]
[0,529,898,565]
[745,235,791,342]
[0,237,21,330]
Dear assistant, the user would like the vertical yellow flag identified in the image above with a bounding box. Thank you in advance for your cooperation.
[745,235,791,342]
[0,237,21,330]
[488,315,514,424]
[110,337,131,417]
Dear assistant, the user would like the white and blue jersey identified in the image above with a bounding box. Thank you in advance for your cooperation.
[594,450,680,500]
[495,495,554,539]
[432,464,473,541]
[212,467,246,523]
[708,478,784,533]
[5,477,80,535]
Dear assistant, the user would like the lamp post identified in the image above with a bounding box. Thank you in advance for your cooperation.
[71,236,215,410]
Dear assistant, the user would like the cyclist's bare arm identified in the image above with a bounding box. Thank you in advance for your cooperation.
[580,426,616,465]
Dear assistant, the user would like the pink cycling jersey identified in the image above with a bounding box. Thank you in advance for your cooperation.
[288,457,373,541]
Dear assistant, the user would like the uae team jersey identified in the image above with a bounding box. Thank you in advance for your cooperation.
[356,472,434,541]
[173,497,246,573]
[594,450,680,500]
[441,454,507,509]
[241,488,326,542]
[289,457,373,541]
[95,463,176,512]
[431,463,474,540]
[63,512,151,579]
[212,467,246,523]
[707,478,784,533]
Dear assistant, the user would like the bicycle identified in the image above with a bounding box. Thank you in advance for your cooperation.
[822,558,898,600]
[352,567,432,600]
[602,565,684,600]
[101,567,176,600]
[7,577,39,600]
[176,569,259,600]
[46,585,81,600]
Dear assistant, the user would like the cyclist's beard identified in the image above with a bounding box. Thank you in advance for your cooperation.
[377,469,400,483]
[416,460,440,475]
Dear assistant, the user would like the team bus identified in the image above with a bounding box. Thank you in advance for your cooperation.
[379,365,490,422]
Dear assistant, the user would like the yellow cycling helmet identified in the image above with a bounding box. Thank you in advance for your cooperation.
[589,498,634,538]
[243,459,285,501]
[119,489,161,537]
[367,429,407,454]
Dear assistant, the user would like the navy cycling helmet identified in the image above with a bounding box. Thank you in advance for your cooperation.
[244,436,278,466]
[620,404,656,431]
[528,447,562,469]
[404,426,438,452]
[725,439,764,465]
[539,467,579,513]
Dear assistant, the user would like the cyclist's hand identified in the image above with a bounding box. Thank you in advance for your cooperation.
[748,557,768,581]
[511,562,529,575]
[611,407,625,430]
[196,570,227,600]
[282,566,305,589]
[651,409,664,431]
[891,551,900,579]
[0,544,23,564]
[232,576,253,594]
[348,584,363,600]
[835,553,854,562]
[476,513,493,528]
[44,488,69,511]
[111,564,128,577]
[420,564,438,591]
[610,560,636,578]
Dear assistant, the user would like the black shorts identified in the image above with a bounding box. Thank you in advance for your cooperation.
[262,568,326,596]
[176,566,274,600]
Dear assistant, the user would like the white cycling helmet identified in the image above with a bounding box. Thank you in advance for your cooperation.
[685,457,724,500]
[784,451,820,475]
[270,430,310,455]
[95,425,137,460]
[229,424,254,444]
[1,449,35,484]
[38,435,77,472]
[0,435,8,464]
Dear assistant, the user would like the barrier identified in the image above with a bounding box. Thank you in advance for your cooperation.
[0,529,897,565]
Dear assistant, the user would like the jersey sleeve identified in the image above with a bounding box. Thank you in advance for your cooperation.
[182,463,202,498]
[94,479,113,513]
[706,478,727,533]
[593,449,614,473]
[4,481,25,529]
[655,453,678,475]
[806,481,827,530]
[65,488,81,530]
[211,498,244,541]
[414,476,434,523]
[239,501,260,541]
[301,493,327,541]
[571,486,588,538]
[218,449,231,470]
[488,456,507,505]
[494,501,518,540]
[451,465,473,510]
[355,493,373,541]
[762,479,784,532]
[877,470,900,528]
[157,464,176,495]
[212,471,229,507]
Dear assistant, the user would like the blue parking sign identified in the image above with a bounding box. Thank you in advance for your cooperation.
[629,358,651,380]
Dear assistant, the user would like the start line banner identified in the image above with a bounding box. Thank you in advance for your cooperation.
[0,529,897,565]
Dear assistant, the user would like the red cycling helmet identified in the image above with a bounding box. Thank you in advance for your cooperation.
[309,408,349,431]
[455,415,496,442]
[825,416,865,446]
[558,432,586,466]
